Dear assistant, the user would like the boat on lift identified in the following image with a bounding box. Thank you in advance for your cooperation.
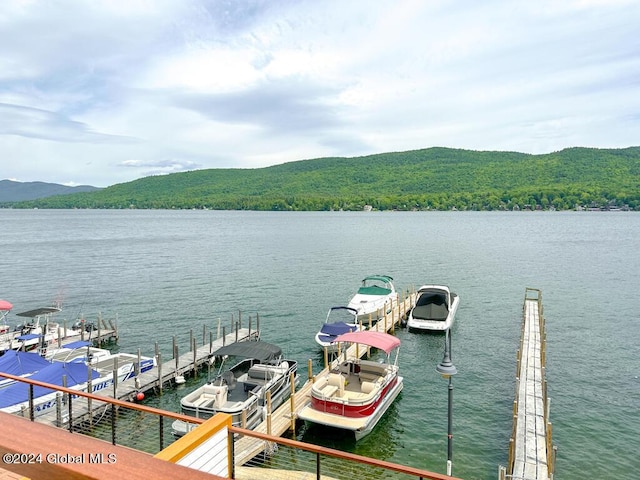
[172,341,298,437]
[406,285,459,332]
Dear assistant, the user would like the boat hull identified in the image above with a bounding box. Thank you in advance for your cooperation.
[299,376,403,441]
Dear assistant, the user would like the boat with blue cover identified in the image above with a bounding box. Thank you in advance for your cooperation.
[315,306,361,353]
[0,349,51,389]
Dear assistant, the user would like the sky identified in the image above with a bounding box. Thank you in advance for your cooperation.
[1,0,639,187]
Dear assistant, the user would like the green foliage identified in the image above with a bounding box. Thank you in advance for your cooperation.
[4,146,640,211]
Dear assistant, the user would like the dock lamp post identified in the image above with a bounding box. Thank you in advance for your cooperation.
[436,328,457,477]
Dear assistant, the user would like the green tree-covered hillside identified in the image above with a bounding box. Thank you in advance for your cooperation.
[5,147,640,211]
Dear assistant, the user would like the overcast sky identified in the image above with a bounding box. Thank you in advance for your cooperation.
[1,0,638,187]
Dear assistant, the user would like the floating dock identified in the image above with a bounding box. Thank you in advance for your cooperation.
[500,288,556,480]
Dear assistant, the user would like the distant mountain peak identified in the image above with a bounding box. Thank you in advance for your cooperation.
[0,179,101,202]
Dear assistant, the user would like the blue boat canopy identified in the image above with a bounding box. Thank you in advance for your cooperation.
[16,333,40,341]
[0,361,100,408]
[62,341,92,350]
[0,350,50,376]
[319,322,357,338]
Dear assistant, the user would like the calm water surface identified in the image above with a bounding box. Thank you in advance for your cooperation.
[0,210,638,479]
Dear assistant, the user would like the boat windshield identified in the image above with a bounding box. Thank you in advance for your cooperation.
[326,307,358,323]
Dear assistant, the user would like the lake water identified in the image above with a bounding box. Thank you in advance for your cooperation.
[0,209,638,479]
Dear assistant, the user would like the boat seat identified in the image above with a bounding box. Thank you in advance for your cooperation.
[359,372,380,382]
[360,381,376,394]
[328,373,345,397]
[193,395,215,408]
[320,384,339,398]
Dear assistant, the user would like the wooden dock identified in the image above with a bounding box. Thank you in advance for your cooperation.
[57,315,119,347]
[36,325,259,428]
[500,288,556,480]
[233,292,416,467]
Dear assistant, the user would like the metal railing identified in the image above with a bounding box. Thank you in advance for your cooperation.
[0,371,459,480]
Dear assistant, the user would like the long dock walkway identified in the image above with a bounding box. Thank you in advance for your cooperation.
[233,292,416,467]
[501,288,555,480]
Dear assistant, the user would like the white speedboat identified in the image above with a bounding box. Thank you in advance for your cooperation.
[315,306,360,353]
[0,360,105,417]
[0,306,84,355]
[406,285,459,332]
[172,341,298,436]
[47,340,156,382]
[347,275,397,323]
[299,330,403,441]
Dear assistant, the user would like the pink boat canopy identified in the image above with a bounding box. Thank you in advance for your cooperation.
[333,330,401,354]
[0,300,13,311]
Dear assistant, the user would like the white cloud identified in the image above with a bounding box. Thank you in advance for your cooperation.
[0,0,638,187]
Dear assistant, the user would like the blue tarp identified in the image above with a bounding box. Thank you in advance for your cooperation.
[61,341,91,350]
[16,333,40,341]
[318,321,357,343]
[0,361,100,408]
[320,322,357,337]
[0,350,51,376]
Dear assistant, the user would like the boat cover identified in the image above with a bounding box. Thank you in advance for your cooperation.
[16,307,61,318]
[357,285,392,295]
[318,322,357,339]
[16,334,40,341]
[213,341,283,362]
[62,341,92,350]
[0,350,50,376]
[333,331,401,354]
[0,361,100,408]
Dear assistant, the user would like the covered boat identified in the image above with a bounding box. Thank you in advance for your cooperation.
[0,350,51,389]
[0,361,103,417]
[407,285,459,332]
[299,330,403,441]
[347,275,397,323]
[172,341,298,436]
[315,306,360,353]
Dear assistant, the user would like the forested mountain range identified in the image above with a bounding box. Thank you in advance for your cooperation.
[0,180,100,202]
[2,146,639,211]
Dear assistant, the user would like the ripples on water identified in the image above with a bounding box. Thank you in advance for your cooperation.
[1,210,638,479]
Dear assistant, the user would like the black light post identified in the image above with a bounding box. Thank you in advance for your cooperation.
[436,328,457,476]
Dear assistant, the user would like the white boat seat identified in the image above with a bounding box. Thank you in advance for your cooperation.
[361,381,376,394]
[328,373,345,397]
[320,384,339,398]
[193,396,215,408]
